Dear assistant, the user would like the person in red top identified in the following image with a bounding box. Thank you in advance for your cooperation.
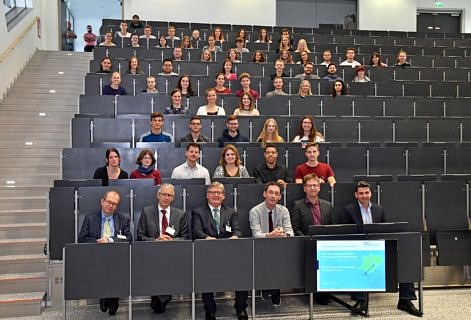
[130,149,162,185]
[294,142,336,186]
[235,72,260,100]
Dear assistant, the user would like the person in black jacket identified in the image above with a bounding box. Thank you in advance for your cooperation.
[216,115,249,147]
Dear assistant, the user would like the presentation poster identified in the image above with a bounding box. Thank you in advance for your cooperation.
[316,240,386,292]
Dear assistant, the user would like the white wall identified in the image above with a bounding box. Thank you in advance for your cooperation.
[0,0,45,99]
[417,0,471,33]
[357,0,416,32]
[123,0,276,26]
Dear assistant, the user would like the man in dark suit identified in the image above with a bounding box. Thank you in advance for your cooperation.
[192,182,249,320]
[137,183,188,314]
[291,174,333,305]
[78,190,132,316]
[291,173,334,236]
[340,181,422,317]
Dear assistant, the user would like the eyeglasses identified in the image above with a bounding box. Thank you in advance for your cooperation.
[305,184,320,189]
[104,199,119,207]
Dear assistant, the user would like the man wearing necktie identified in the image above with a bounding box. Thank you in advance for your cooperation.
[192,182,249,320]
[249,181,294,307]
[78,190,132,316]
[137,183,188,314]
[341,181,422,317]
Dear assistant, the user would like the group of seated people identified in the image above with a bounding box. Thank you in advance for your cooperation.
[92,113,333,186]
[78,176,422,319]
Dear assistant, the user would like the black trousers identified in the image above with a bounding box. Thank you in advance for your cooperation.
[202,291,248,313]
[352,282,417,301]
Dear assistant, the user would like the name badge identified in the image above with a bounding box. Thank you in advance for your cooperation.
[117,234,127,240]
[165,226,176,236]
[225,225,232,233]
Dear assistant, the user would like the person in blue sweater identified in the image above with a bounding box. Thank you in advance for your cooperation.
[139,112,173,142]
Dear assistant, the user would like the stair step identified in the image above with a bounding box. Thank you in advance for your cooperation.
[0,124,69,132]
[0,254,47,273]
[0,292,45,318]
[0,176,58,187]
[0,208,47,224]
[0,158,60,167]
[0,147,63,157]
[0,186,49,197]
[0,238,46,256]
[0,272,47,294]
[0,139,69,147]
[0,223,47,239]
[0,197,47,211]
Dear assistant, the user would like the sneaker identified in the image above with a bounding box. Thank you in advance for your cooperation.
[272,295,281,307]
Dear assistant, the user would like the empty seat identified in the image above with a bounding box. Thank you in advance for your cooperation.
[323,119,359,143]
[321,96,353,117]
[353,97,383,117]
[394,119,427,142]
[445,99,471,118]
[428,119,461,143]
[445,146,471,174]
[414,99,444,117]
[328,147,367,182]
[368,146,406,177]
[383,98,414,117]
[407,146,445,175]
[360,119,394,142]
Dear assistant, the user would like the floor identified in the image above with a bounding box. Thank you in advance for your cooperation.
[3,288,471,319]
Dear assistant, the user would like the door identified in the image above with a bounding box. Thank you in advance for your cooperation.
[417,12,461,34]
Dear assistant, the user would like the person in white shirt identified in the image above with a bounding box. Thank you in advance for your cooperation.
[139,25,156,40]
[340,47,362,68]
[171,143,210,185]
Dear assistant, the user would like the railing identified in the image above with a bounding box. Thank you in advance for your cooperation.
[0,15,39,63]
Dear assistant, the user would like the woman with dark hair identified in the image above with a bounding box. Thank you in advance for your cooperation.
[370,52,387,67]
[331,79,347,98]
[213,144,250,178]
[197,88,225,115]
[221,58,237,81]
[130,149,161,185]
[165,89,189,114]
[156,36,168,48]
[126,56,144,75]
[212,26,225,43]
[227,48,241,63]
[236,28,249,43]
[180,36,193,49]
[214,73,232,95]
[176,74,194,98]
[292,115,324,144]
[279,49,294,64]
[97,57,112,73]
[93,148,129,186]
[128,33,140,47]
[251,50,266,63]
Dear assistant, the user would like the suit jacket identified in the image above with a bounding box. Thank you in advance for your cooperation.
[137,205,188,241]
[78,211,133,243]
[192,204,242,239]
[341,201,386,225]
[291,198,334,236]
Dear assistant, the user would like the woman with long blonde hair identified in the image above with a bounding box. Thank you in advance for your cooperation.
[257,118,285,147]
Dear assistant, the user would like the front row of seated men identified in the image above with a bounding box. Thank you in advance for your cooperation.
[78,177,422,319]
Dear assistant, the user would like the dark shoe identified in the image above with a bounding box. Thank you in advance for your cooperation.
[99,298,109,312]
[271,294,281,307]
[150,296,157,309]
[351,300,367,315]
[153,298,164,314]
[397,299,423,317]
[236,309,248,320]
[315,293,331,305]
[205,311,216,320]
[108,299,119,316]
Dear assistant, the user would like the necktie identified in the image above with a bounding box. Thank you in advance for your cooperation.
[103,217,112,238]
[268,211,274,233]
[312,202,321,225]
[161,209,168,234]
[213,208,220,234]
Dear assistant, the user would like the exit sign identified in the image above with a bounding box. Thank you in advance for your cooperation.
[435,1,445,8]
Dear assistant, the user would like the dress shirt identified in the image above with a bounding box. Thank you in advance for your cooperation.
[249,202,294,238]
[358,201,373,224]
[171,161,211,185]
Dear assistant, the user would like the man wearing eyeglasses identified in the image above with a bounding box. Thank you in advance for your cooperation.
[78,190,132,316]
[216,115,249,147]
[137,183,188,314]
[180,115,211,143]
[192,182,249,320]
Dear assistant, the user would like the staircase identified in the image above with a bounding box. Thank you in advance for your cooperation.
[0,50,91,318]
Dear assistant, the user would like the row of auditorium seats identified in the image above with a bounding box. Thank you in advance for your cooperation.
[93,46,471,66]
[71,116,471,147]
[85,73,471,97]
[50,180,470,263]
[100,18,471,40]
[79,94,471,118]
[62,144,471,182]
[89,57,471,81]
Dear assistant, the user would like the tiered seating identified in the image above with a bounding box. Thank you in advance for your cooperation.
[57,19,471,275]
